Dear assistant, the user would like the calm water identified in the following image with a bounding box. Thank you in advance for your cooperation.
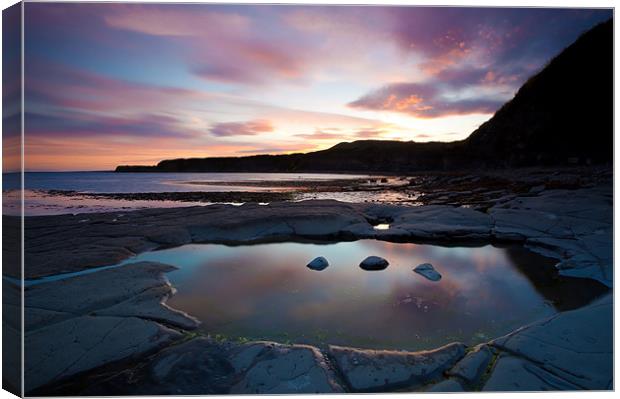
[2,172,381,215]
[4,172,370,193]
[119,240,606,351]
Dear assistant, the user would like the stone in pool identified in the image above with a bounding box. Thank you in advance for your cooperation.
[414,263,442,281]
[307,256,329,271]
[359,256,389,270]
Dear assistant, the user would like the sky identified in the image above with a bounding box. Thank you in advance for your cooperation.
[12,3,612,171]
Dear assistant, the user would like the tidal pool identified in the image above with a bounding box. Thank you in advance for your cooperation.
[122,240,606,351]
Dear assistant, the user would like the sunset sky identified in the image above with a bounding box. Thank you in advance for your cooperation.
[17,3,611,171]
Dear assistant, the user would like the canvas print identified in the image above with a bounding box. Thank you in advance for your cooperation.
[1,1,613,396]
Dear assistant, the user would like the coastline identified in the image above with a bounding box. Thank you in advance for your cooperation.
[10,168,613,394]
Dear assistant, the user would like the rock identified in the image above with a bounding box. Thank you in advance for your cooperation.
[25,262,179,317]
[306,256,329,271]
[93,285,200,330]
[81,337,235,395]
[388,205,494,241]
[229,343,268,373]
[146,228,192,246]
[413,263,442,281]
[328,342,466,392]
[359,256,389,271]
[447,344,493,384]
[231,342,344,394]
[23,261,193,393]
[426,378,465,392]
[489,187,612,286]
[25,316,182,393]
[483,355,580,391]
[25,262,197,330]
[489,294,612,390]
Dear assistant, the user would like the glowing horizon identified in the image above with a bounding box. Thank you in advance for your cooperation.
[8,4,612,171]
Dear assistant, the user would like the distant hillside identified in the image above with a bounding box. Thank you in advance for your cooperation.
[117,20,612,173]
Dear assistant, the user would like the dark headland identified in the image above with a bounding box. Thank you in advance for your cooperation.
[116,20,612,174]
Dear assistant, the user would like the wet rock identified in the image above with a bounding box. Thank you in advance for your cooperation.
[359,256,389,271]
[328,342,466,392]
[489,187,612,286]
[231,342,344,394]
[23,261,191,393]
[389,205,494,240]
[81,337,235,395]
[25,316,182,393]
[93,285,200,330]
[26,262,180,318]
[229,343,268,373]
[489,294,612,390]
[146,228,192,246]
[447,344,493,384]
[413,263,442,281]
[307,256,329,271]
[483,355,580,391]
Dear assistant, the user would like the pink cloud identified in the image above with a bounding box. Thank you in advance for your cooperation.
[26,59,206,114]
[103,5,250,37]
[349,82,501,118]
[102,5,311,86]
[209,120,274,137]
[296,126,389,141]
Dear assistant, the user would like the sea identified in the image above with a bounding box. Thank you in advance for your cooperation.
[2,172,409,216]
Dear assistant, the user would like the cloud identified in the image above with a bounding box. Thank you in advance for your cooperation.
[237,143,315,154]
[191,40,306,85]
[25,112,199,139]
[296,126,391,141]
[101,4,311,86]
[103,5,250,37]
[352,127,390,139]
[288,7,611,117]
[26,59,205,114]
[209,120,274,137]
[349,82,502,118]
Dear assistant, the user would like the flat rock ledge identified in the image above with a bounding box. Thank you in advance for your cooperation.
[16,183,612,394]
[22,262,199,393]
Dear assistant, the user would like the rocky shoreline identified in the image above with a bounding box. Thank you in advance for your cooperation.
[25,166,612,212]
[6,175,613,394]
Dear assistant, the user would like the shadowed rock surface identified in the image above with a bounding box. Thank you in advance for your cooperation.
[23,262,198,393]
[328,342,467,391]
[486,294,613,391]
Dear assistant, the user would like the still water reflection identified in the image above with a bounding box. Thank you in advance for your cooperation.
[123,240,606,351]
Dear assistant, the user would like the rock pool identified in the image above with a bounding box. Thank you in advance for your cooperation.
[119,240,606,351]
